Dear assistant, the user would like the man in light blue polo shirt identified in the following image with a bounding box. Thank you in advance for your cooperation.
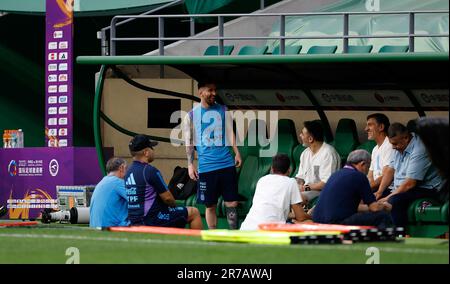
[90,157,130,228]
[377,122,442,228]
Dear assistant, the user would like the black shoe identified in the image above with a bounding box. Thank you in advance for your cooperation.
[0,204,7,218]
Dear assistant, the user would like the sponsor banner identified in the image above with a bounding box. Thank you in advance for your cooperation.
[411,89,449,107]
[0,147,109,220]
[45,0,73,147]
[312,90,413,107]
[218,89,313,107]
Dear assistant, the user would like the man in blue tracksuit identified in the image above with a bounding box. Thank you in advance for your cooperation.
[125,134,202,229]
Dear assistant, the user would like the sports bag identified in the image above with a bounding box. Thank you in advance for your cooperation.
[168,166,197,200]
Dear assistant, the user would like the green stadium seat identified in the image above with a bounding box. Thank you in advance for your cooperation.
[441,201,449,223]
[238,119,267,165]
[238,45,268,55]
[410,199,449,223]
[175,199,186,207]
[357,140,377,154]
[407,198,449,238]
[291,143,306,177]
[312,119,333,143]
[378,45,409,53]
[347,45,373,53]
[274,119,300,173]
[331,118,360,164]
[307,45,338,54]
[187,193,223,217]
[235,155,260,217]
[270,45,302,55]
[203,45,234,55]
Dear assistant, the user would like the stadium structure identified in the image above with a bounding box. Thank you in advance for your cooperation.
[0,0,448,265]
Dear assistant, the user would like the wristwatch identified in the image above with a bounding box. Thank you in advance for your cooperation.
[304,184,311,191]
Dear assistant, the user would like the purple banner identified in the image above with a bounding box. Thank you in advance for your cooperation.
[0,147,109,220]
[45,0,74,147]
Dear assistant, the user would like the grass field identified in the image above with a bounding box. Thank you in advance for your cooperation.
[0,224,448,264]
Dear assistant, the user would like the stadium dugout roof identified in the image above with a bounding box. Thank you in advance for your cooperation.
[78,52,449,90]
[0,0,174,16]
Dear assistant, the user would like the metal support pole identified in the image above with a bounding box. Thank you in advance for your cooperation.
[98,29,109,56]
[343,13,349,53]
[280,15,285,55]
[190,16,195,36]
[218,16,224,55]
[260,0,265,10]
[409,12,415,52]
[110,17,117,56]
[158,17,165,77]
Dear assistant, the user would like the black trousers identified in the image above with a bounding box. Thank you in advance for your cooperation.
[388,187,439,228]
[340,211,393,229]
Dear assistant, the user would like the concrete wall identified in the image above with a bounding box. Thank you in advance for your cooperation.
[101,78,196,182]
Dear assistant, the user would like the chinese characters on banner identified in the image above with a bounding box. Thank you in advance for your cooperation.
[45,0,74,147]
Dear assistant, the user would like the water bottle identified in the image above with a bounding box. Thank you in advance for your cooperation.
[18,129,24,148]
[10,130,17,148]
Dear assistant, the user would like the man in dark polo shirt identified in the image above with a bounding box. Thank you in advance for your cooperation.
[312,149,393,228]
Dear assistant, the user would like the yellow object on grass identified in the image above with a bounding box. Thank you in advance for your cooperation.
[201,229,341,245]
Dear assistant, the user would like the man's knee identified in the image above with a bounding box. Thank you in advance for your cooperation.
[187,206,200,218]
[205,204,217,211]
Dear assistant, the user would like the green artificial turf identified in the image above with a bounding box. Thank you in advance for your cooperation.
[0,225,447,264]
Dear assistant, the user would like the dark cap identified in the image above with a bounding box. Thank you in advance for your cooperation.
[129,134,158,152]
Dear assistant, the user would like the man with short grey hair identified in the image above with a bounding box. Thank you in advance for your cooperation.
[90,157,130,228]
[312,150,393,228]
[377,122,442,228]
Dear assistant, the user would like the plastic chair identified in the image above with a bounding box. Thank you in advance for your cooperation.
[331,118,360,163]
[378,45,409,53]
[347,45,373,53]
[238,45,268,55]
[203,45,234,55]
[356,140,377,154]
[270,45,302,55]
[307,45,338,54]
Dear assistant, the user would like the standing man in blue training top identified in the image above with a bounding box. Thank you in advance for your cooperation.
[125,134,202,229]
[184,81,242,229]
[90,157,130,228]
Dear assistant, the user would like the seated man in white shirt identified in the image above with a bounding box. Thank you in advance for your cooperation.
[295,120,341,203]
[365,113,395,199]
[240,154,311,231]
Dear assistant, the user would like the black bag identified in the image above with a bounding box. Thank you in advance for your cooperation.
[168,166,197,200]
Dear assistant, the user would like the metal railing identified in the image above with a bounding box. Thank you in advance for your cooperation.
[108,10,449,56]
[98,0,185,55]
[99,0,273,55]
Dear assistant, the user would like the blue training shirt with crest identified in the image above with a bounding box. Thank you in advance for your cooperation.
[189,103,235,174]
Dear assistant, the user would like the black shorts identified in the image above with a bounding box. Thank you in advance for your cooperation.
[197,166,239,207]
[144,206,188,228]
